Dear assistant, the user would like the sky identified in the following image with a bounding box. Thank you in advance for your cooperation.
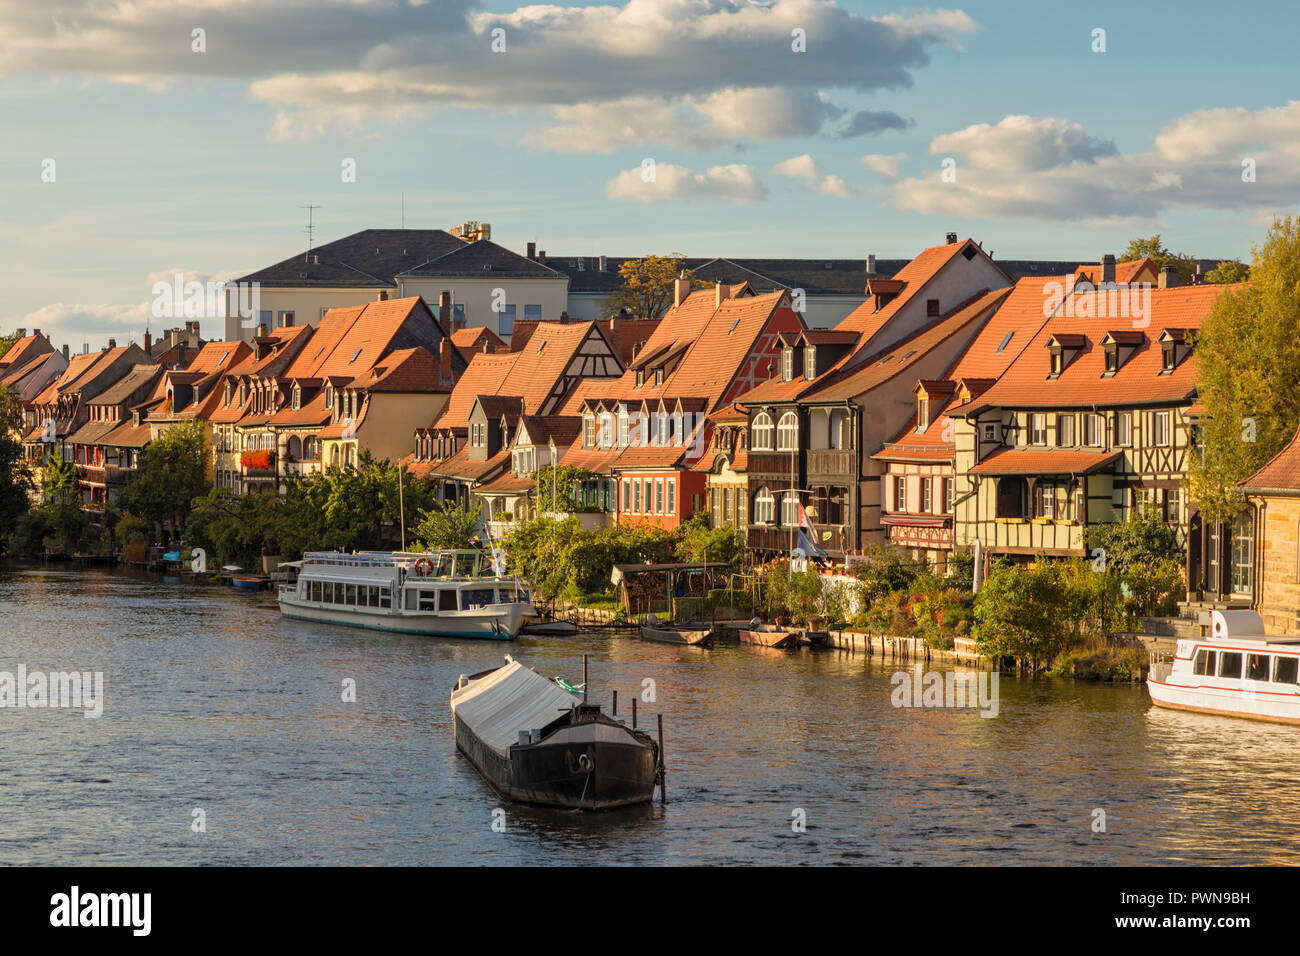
[2,0,1298,347]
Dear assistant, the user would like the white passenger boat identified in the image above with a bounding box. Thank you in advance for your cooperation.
[1147,610,1300,725]
[277,549,535,640]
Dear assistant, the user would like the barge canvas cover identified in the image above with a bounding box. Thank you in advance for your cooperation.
[451,656,658,810]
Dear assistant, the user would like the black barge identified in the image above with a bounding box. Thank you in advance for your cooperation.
[451,656,659,810]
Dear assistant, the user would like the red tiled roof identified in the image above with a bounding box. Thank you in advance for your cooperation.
[363,347,446,392]
[451,326,506,364]
[0,334,53,372]
[1239,424,1300,493]
[967,448,1122,476]
[1072,257,1154,288]
[838,239,991,347]
[807,288,1011,402]
[961,283,1230,411]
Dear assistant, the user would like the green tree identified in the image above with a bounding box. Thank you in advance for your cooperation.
[411,500,482,551]
[533,464,600,513]
[1205,259,1249,284]
[1120,235,1198,283]
[1186,216,1300,523]
[121,420,212,538]
[0,383,32,554]
[0,331,21,361]
[1086,508,1185,615]
[674,513,744,570]
[973,562,1073,672]
[602,254,706,319]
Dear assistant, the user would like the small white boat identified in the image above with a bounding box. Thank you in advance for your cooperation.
[1147,610,1300,725]
[278,549,535,640]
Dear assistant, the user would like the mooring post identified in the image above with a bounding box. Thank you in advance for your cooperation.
[612,689,618,715]
[582,654,588,704]
[632,696,638,729]
[656,713,666,804]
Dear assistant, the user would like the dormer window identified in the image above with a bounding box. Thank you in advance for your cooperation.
[324,386,333,409]
[618,406,629,447]
[804,346,816,380]
[1101,331,1143,378]
[917,395,930,432]
[293,385,301,410]
[635,369,644,387]
[583,413,595,448]
[781,348,794,382]
[926,299,940,317]
[1159,329,1190,375]
[1047,334,1086,379]
[654,368,664,387]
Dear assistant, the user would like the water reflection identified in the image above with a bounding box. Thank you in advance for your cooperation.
[3,565,1300,864]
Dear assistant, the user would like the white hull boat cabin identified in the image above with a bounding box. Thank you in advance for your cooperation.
[278,550,535,640]
[1148,611,1300,725]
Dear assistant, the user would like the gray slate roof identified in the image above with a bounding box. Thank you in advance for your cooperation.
[235,229,467,288]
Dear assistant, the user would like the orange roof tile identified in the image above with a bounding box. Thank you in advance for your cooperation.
[968,448,1122,476]
[1239,424,1300,494]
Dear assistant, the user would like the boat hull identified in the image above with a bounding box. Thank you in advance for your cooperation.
[641,625,710,646]
[454,714,657,810]
[1147,676,1300,725]
[738,629,799,648]
[278,596,523,639]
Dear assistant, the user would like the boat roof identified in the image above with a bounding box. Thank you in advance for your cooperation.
[450,656,580,758]
[1197,635,1300,647]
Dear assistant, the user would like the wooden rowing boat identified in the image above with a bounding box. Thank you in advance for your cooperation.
[738,626,800,648]
[641,624,711,646]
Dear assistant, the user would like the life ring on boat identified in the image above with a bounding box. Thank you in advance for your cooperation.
[577,752,595,773]
[414,557,434,577]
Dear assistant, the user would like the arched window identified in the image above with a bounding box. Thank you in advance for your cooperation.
[777,411,799,451]
[754,486,775,524]
[330,445,340,467]
[287,436,302,460]
[752,412,774,451]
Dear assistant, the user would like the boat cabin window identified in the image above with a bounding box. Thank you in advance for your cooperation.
[1218,652,1243,679]
[1247,654,1271,682]
[1193,649,1216,676]
[440,589,458,612]
[1275,656,1299,685]
[462,588,495,609]
[496,586,517,604]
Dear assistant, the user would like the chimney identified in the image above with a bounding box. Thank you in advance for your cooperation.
[1158,267,1179,289]
[526,241,536,260]
[1100,254,1116,284]
[169,329,182,348]
[15,328,25,338]
[538,250,547,266]
[673,275,691,309]
[599,255,608,272]
[143,330,152,354]
[866,254,877,275]
[439,338,453,383]
[559,310,569,322]
[715,281,725,308]
[107,337,117,349]
[946,232,958,244]
[378,290,388,301]
[62,344,69,360]
[176,344,186,367]
[438,290,452,326]
[257,323,268,338]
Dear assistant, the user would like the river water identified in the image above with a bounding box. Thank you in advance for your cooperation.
[2,564,1299,866]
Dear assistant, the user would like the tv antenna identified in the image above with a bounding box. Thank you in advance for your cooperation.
[300,205,321,261]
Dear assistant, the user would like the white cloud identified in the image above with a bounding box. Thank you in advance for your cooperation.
[606,162,767,204]
[0,0,977,148]
[861,151,909,179]
[772,153,856,196]
[884,104,1300,222]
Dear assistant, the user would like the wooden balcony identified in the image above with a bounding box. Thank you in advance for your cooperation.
[746,452,798,477]
[807,448,854,479]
